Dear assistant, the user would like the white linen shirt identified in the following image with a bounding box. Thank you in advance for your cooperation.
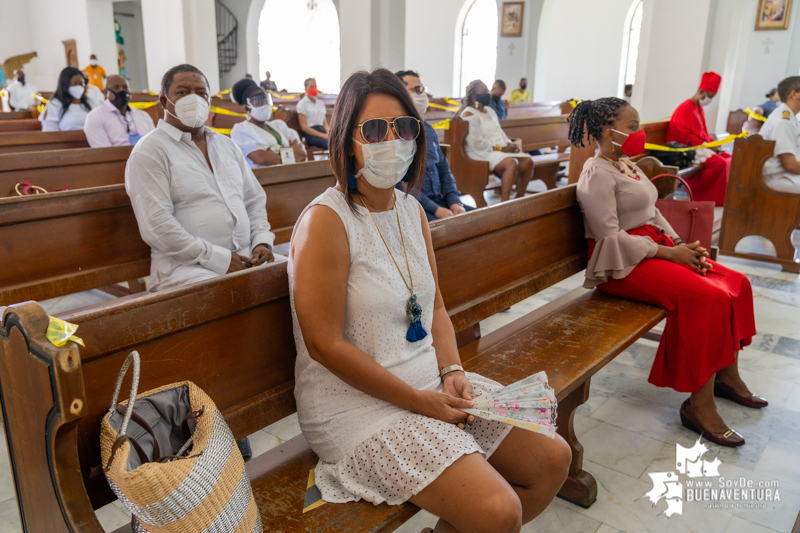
[760,103,800,191]
[230,119,300,168]
[125,120,275,291]
[6,81,38,111]
[296,95,327,127]
[84,99,155,147]
[39,99,95,131]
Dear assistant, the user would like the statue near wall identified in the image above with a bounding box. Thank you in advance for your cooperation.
[1,52,38,82]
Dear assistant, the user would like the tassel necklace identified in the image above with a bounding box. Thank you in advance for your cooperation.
[359,193,428,342]
[602,156,640,180]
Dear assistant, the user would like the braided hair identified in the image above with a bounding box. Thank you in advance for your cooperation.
[458,79,484,116]
[568,97,628,147]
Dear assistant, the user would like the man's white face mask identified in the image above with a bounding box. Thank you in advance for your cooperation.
[411,92,429,115]
[166,94,210,129]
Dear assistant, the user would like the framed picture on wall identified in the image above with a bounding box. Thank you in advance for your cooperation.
[501,2,525,37]
[755,0,792,30]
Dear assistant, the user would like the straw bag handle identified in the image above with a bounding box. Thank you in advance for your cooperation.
[109,351,141,437]
[649,173,694,201]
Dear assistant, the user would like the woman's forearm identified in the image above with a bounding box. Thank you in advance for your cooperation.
[430,304,463,371]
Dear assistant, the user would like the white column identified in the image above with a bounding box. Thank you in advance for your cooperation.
[338,0,372,82]
[182,0,220,94]
[141,0,187,93]
[86,0,119,81]
[633,0,712,121]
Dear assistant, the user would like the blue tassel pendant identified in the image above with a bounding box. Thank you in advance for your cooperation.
[405,294,428,342]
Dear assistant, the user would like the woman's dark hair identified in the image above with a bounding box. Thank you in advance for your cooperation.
[53,67,91,117]
[328,67,427,212]
[568,97,629,147]
[766,87,777,98]
[231,78,261,105]
[458,79,484,115]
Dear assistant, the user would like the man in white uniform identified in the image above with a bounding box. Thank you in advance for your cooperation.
[759,76,800,194]
[125,64,276,293]
[6,69,38,111]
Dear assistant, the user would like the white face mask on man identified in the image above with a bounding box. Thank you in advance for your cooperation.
[352,138,417,189]
[165,94,210,129]
[411,92,429,115]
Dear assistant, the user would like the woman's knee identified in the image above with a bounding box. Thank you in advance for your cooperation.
[477,491,522,533]
[548,433,572,481]
[519,158,533,172]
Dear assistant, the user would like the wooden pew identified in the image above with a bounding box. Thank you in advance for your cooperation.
[0,119,41,132]
[0,111,35,120]
[0,160,336,304]
[0,146,131,197]
[444,115,570,207]
[718,135,800,272]
[727,109,749,135]
[0,185,665,532]
[0,131,90,155]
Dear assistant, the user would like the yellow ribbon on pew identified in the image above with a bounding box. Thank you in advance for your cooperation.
[644,130,749,152]
[207,126,232,135]
[428,102,460,112]
[569,99,582,108]
[46,316,85,348]
[0,90,6,97]
[32,93,48,114]
[270,91,303,99]
[744,108,767,122]
[444,97,461,107]
[431,119,450,130]
[209,106,247,117]
[145,90,158,96]
[129,101,159,109]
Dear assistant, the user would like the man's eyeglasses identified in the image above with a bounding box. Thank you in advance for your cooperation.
[356,116,421,144]
[408,85,427,95]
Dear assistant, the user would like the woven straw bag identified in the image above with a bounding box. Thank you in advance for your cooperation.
[100,352,262,533]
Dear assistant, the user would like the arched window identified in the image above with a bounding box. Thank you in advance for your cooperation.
[455,0,498,97]
[258,0,340,93]
[622,0,643,89]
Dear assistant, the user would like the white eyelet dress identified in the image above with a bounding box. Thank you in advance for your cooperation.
[289,188,512,506]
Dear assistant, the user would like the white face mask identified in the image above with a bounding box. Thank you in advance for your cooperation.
[248,103,272,122]
[699,95,712,107]
[68,85,85,100]
[353,138,417,189]
[166,93,210,129]
[411,92,429,115]
[90,59,98,66]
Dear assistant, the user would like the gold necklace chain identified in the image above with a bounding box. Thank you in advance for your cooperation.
[358,193,414,295]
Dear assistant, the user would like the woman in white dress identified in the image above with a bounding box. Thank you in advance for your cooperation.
[289,67,570,533]
[460,80,534,202]
[228,78,307,167]
[40,67,97,132]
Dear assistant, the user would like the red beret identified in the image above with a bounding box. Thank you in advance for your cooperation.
[699,72,721,93]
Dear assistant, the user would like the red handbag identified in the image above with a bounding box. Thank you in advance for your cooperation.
[650,174,715,251]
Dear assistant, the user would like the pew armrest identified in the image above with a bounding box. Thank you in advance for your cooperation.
[0,303,104,533]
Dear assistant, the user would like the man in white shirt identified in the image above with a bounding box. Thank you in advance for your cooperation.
[6,69,38,111]
[125,64,276,293]
[296,77,329,149]
[759,76,800,194]
[84,75,155,147]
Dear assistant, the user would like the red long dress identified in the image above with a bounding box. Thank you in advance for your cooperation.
[666,100,731,206]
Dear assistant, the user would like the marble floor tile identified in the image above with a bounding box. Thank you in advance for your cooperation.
[772,336,800,360]
[0,499,21,533]
[738,347,800,386]
[525,501,602,532]
[613,340,658,371]
[713,393,800,448]
[580,421,665,479]
[734,368,796,409]
[576,382,614,417]
[574,413,602,438]
[263,412,302,442]
[784,383,800,413]
[95,501,131,531]
[594,525,625,533]
[750,299,800,340]
[588,361,687,411]
[753,439,800,484]
[721,515,780,533]
[248,429,282,456]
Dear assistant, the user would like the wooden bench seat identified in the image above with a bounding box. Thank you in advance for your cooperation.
[0,159,336,304]
[0,131,90,155]
[0,184,666,532]
[0,118,41,132]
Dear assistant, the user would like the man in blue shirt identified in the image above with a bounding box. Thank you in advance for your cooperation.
[395,70,475,221]
[489,79,507,119]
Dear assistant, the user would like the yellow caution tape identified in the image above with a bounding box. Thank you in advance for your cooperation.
[444,97,461,107]
[431,119,450,130]
[129,101,159,109]
[428,102,459,112]
[146,90,158,96]
[33,93,48,103]
[207,126,232,135]
[269,91,302,100]
[0,90,6,97]
[645,131,748,152]
[209,106,247,117]
[46,316,85,347]
[569,99,581,108]
[744,108,767,122]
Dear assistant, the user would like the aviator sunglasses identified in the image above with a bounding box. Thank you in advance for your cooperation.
[356,116,421,144]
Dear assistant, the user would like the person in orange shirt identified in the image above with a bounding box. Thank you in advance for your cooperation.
[84,54,106,90]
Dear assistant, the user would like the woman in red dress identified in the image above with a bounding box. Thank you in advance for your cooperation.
[569,97,766,447]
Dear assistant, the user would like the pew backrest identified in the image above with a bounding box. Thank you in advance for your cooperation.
[0,119,41,132]
[0,131,89,155]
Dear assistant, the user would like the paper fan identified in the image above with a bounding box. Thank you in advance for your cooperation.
[460,372,557,438]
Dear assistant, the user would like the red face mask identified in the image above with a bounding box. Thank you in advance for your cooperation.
[307,86,319,97]
[612,128,646,157]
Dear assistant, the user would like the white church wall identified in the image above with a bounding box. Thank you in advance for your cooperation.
[1,0,38,83]
[217,0,257,92]
[141,0,187,92]
[339,0,373,83]
[633,0,712,122]
[403,0,462,97]
[533,0,632,103]
[182,0,220,94]
[495,0,545,98]
[86,0,119,83]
